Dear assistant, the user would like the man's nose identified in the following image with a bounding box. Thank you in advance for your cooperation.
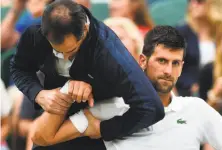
[163,64,172,75]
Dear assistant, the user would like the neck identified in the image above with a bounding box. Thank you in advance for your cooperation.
[158,92,171,107]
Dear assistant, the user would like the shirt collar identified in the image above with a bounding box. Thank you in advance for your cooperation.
[53,50,64,59]
[164,92,182,113]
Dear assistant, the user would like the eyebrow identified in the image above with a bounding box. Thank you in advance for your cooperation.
[156,57,183,62]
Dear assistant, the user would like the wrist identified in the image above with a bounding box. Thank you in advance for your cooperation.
[95,119,101,137]
[35,90,45,104]
[69,110,89,134]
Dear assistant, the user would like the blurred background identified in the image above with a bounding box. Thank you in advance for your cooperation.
[1,0,222,150]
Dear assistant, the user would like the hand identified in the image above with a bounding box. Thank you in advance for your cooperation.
[83,109,101,139]
[26,0,51,18]
[68,81,94,107]
[35,88,73,115]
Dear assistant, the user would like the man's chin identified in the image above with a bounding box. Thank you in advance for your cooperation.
[156,86,173,94]
[157,90,171,94]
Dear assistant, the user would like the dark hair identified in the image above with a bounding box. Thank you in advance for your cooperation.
[41,0,87,44]
[143,25,186,59]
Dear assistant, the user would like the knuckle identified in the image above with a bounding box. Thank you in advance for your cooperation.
[87,86,92,91]
[45,105,50,111]
[48,101,54,107]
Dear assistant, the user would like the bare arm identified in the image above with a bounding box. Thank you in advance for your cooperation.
[31,112,82,146]
[1,0,26,49]
[18,119,32,137]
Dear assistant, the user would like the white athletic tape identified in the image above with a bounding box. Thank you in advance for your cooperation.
[60,81,89,133]
[69,110,89,133]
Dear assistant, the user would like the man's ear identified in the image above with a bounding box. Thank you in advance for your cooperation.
[178,61,184,77]
[84,24,89,32]
[139,54,147,71]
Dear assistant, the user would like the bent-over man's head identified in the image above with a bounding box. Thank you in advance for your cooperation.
[41,0,89,60]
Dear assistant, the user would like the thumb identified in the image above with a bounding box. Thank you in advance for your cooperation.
[88,94,94,107]
[83,109,92,118]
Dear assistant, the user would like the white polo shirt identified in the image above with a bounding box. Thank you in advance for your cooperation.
[104,95,222,150]
[67,90,222,150]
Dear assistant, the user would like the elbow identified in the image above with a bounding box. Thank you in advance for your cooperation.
[31,130,53,146]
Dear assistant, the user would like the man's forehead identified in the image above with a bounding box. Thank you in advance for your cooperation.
[152,44,184,60]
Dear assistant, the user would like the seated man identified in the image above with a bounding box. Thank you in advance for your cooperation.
[32,26,222,150]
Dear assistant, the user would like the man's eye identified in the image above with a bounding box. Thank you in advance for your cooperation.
[158,59,166,64]
[173,61,180,66]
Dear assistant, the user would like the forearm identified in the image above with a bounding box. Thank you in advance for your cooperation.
[18,120,32,137]
[1,7,23,49]
[10,59,43,106]
[31,112,81,146]
[100,106,157,141]
[100,85,164,141]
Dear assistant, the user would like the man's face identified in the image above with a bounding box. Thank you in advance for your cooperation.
[140,44,184,94]
[50,34,83,60]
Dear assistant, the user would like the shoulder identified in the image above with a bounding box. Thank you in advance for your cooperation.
[174,96,208,110]
[94,19,118,44]
[22,24,41,35]
[20,25,49,47]
[177,96,206,105]
[177,96,219,115]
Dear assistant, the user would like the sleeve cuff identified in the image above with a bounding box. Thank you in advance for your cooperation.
[27,84,44,110]
[69,110,89,133]
[100,119,120,141]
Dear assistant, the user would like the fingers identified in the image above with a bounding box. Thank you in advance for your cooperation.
[82,87,91,102]
[46,94,70,115]
[88,94,94,107]
[83,109,92,118]
[44,101,67,115]
[68,81,94,105]
[50,97,68,110]
[72,81,80,101]
[47,108,66,115]
[68,80,74,96]
[76,85,84,103]
[57,92,73,105]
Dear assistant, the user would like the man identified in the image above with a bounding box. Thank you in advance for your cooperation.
[32,26,222,150]
[10,0,164,149]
